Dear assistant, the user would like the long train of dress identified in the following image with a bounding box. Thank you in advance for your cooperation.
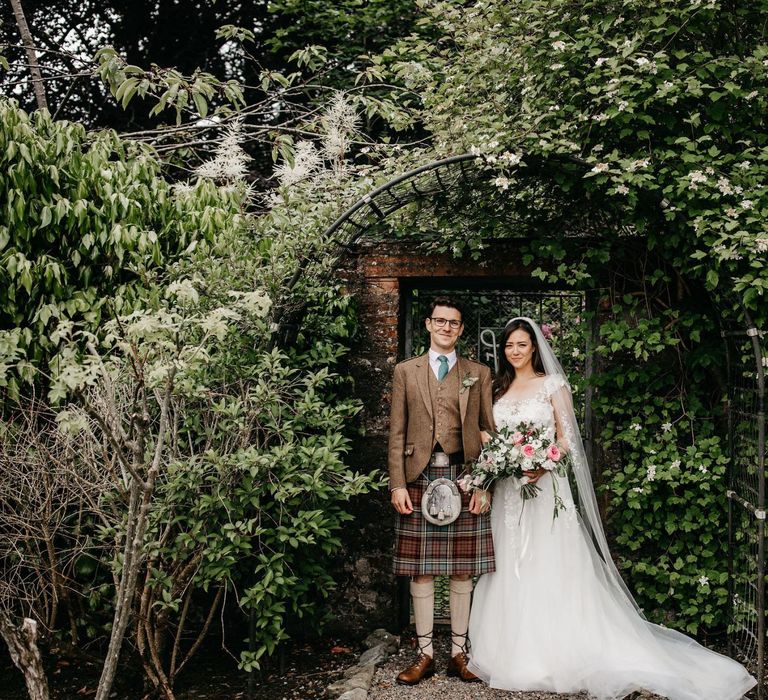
[468,392,756,700]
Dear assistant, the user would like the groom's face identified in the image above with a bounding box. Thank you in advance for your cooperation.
[426,304,463,353]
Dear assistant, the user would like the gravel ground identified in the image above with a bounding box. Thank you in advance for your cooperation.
[368,630,661,700]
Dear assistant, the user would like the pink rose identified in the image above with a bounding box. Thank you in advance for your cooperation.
[540,323,553,340]
[522,444,536,458]
[512,431,524,445]
[547,444,561,461]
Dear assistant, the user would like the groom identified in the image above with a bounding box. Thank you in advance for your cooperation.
[388,296,495,685]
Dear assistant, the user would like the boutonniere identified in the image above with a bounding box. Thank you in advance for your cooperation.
[460,373,479,394]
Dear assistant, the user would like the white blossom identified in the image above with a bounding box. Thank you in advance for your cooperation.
[628,159,650,171]
[196,119,251,182]
[494,176,511,190]
[632,486,644,493]
[172,182,196,197]
[322,92,360,162]
[699,464,709,473]
[595,57,608,67]
[572,348,580,358]
[740,199,754,210]
[550,63,565,70]
[661,422,673,432]
[698,575,710,587]
[618,100,629,111]
[738,161,751,170]
[501,151,522,166]
[717,177,734,195]
[593,113,610,122]
[756,238,768,253]
[670,460,681,470]
[646,465,657,481]
[552,40,567,51]
[630,423,642,431]
[687,170,708,191]
[616,185,630,195]
[746,90,759,101]
[726,207,739,218]
[274,140,322,186]
[591,162,609,173]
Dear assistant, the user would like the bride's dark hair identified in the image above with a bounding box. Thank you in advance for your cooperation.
[492,318,546,402]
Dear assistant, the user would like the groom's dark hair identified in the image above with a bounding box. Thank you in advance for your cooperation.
[425,296,464,322]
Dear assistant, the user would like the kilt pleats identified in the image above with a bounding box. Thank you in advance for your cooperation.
[393,462,495,577]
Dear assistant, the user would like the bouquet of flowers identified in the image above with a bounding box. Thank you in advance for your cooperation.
[458,423,570,520]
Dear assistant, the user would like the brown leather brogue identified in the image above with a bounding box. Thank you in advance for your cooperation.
[396,653,435,685]
[446,652,480,682]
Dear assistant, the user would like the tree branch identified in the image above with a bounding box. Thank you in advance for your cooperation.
[9,0,49,111]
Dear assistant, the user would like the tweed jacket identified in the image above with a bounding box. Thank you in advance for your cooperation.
[387,354,494,491]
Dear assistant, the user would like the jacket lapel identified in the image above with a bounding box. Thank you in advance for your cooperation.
[458,356,469,425]
[415,354,433,418]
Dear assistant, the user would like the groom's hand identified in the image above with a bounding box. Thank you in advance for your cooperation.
[469,489,491,515]
[391,488,414,515]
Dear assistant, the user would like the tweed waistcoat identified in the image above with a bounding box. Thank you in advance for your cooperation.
[427,362,463,454]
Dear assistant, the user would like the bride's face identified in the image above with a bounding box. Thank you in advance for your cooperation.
[504,328,535,371]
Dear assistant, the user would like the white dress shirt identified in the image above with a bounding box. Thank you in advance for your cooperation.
[428,349,457,379]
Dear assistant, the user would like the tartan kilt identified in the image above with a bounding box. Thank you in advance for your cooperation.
[393,461,495,577]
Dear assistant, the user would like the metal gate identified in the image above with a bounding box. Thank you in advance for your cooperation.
[725,320,767,698]
[399,286,591,626]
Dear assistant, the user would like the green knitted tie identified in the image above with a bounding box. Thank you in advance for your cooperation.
[437,355,449,381]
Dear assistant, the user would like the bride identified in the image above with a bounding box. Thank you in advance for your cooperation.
[467,317,756,700]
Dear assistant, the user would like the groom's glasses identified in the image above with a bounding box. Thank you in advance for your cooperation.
[429,317,462,329]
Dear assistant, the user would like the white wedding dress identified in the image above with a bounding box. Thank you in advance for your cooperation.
[468,377,756,700]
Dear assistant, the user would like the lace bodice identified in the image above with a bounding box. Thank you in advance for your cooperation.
[492,375,566,433]
[491,374,574,531]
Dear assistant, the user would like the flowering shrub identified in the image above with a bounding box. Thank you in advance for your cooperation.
[0,92,380,697]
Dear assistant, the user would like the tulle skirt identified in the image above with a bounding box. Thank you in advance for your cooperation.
[468,475,756,700]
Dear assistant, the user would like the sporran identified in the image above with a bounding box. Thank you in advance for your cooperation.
[421,452,462,526]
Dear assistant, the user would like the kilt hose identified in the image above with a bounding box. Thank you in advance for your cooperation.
[393,460,495,577]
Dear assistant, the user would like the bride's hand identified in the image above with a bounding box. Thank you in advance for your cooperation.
[523,468,547,485]
[469,489,491,514]
[480,430,491,445]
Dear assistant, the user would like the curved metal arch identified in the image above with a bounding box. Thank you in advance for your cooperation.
[324,153,484,241]
[320,149,666,251]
